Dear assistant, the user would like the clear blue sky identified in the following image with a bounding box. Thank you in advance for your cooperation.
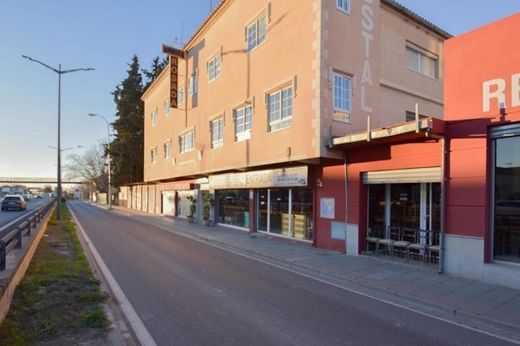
[1,0,519,178]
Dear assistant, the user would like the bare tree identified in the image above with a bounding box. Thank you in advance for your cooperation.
[65,142,108,192]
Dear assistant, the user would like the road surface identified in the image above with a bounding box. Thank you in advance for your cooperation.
[69,201,513,346]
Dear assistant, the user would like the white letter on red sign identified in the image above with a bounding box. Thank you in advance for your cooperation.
[483,78,506,112]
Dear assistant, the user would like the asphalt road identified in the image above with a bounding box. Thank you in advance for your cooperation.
[69,201,513,346]
[0,197,51,231]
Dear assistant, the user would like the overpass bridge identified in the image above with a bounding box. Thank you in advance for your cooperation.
[0,177,85,184]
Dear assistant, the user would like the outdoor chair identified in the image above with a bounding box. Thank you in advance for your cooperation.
[378,226,400,255]
[426,231,440,263]
[366,224,385,253]
[406,229,428,262]
[392,227,413,257]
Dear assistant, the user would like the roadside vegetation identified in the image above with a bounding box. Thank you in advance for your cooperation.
[0,203,110,345]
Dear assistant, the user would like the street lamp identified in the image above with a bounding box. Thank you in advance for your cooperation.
[48,145,84,152]
[88,113,112,210]
[23,55,94,220]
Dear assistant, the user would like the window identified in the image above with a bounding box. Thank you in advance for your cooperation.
[189,74,198,97]
[164,98,170,115]
[151,109,158,126]
[179,131,194,153]
[178,84,185,105]
[268,86,293,131]
[336,0,350,13]
[333,73,352,117]
[163,140,172,159]
[492,124,520,263]
[234,105,252,141]
[211,117,224,148]
[247,14,267,52]
[150,147,157,164]
[406,45,439,79]
[207,54,221,82]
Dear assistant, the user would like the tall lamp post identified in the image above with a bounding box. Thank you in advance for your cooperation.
[88,113,112,210]
[23,55,94,220]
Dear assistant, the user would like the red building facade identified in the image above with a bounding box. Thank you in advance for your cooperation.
[326,13,520,288]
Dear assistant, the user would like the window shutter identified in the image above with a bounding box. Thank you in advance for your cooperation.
[267,3,272,23]
[292,75,298,97]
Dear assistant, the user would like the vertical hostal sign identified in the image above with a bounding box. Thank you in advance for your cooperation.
[170,55,179,108]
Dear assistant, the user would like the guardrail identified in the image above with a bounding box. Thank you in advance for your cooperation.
[0,200,56,270]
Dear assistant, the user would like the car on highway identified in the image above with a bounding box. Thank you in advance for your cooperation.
[1,195,27,211]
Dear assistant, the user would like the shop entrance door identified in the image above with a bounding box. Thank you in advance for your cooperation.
[368,183,440,243]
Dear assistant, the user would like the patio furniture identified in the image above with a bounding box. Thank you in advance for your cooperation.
[393,227,413,257]
[366,224,385,253]
[378,226,400,255]
[406,229,428,262]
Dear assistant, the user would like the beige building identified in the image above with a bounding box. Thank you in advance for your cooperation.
[121,0,449,252]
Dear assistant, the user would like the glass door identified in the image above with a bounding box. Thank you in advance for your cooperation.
[269,189,290,236]
[257,189,268,232]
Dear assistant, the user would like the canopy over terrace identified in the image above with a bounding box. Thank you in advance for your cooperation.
[328,117,445,150]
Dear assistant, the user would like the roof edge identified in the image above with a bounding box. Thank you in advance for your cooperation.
[381,0,452,39]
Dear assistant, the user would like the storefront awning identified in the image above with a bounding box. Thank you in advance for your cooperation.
[328,117,445,149]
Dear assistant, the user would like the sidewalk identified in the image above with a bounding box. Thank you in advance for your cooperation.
[99,203,520,343]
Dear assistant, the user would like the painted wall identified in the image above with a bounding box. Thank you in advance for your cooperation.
[444,12,520,254]
[442,13,520,286]
[143,0,319,183]
[143,0,447,184]
[322,0,445,146]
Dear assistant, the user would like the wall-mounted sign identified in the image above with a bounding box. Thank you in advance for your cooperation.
[320,197,335,219]
[209,166,308,189]
[170,56,179,109]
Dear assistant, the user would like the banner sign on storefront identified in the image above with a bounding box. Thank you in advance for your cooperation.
[209,166,308,189]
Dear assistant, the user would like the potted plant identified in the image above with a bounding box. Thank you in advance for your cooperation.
[187,195,196,223]
[202,192,213,226]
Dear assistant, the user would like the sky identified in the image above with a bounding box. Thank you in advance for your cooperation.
[1,0,519,178]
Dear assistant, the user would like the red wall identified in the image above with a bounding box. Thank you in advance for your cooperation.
[317,141,443,253]
[315,164,347,252]
[444,12,520,259]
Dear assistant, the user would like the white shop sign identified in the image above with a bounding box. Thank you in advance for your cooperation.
[209,166,308,189]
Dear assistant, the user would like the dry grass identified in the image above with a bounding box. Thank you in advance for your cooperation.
[0,203,110,345]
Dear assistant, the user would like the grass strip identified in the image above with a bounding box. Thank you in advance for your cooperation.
[0,203,110,345]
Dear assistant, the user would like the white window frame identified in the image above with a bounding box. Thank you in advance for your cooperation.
[207,53,221,82]
[179,130,194,154]
[333,72,352,119]
[164,98,170,115]
[178,83,185,106]
[234,105,252,141]
[268,85,293,132]
[151,108,158,127]
[246,13,267,52]
[211,117,224,149]
[189,73,198,97]
[151,147,158,164]
[163,139,172,159]
[336,0,350,14]
[406,44,439,79]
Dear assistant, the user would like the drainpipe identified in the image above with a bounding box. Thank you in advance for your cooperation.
[439,137,447,274]
[344,151,349,255]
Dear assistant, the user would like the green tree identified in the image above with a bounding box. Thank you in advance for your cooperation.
[143,56,168,90]
[111,55,144,186]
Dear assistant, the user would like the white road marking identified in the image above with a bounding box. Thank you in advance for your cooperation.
[69,204,157,346]
[115,208,520,345]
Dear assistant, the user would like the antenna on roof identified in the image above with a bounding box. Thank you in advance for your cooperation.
[210,0,213,12]
[180,21,184,45]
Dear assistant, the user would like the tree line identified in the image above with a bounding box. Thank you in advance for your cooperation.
[66,55,167,192]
